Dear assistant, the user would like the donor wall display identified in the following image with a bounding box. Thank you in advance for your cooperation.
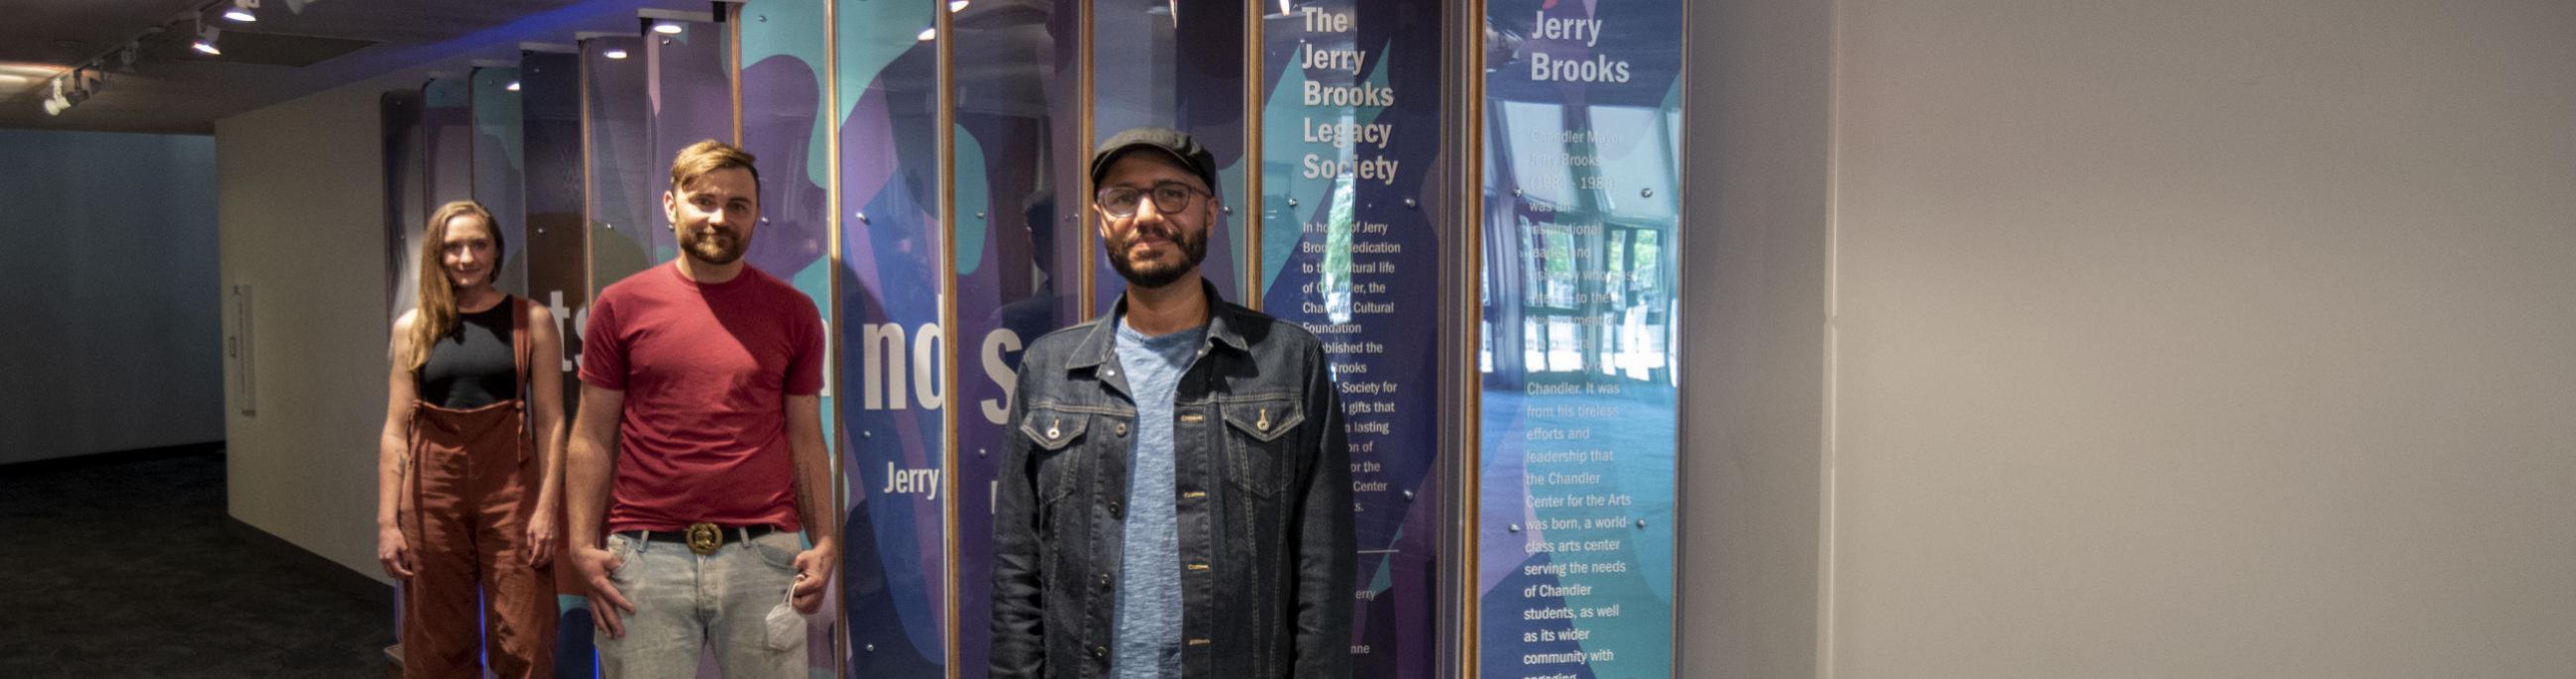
[376,1,1682,676]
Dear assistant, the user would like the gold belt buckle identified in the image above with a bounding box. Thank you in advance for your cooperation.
[686,522,722,555]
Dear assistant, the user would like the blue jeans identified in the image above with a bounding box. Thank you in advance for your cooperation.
[595,529,806,678]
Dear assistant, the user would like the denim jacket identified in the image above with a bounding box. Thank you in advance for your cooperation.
[990,281,1354,678]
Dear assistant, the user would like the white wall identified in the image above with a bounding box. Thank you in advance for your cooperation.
[217,79,398,582]
[1821,0,2576,676]
[0,129,223,464]
[1677,0,1832,676]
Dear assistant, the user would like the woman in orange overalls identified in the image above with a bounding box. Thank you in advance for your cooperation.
[375,199,567,677]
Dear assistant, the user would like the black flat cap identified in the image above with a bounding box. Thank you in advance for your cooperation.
[1089,127,1220,195]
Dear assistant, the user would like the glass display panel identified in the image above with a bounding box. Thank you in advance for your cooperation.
[1476,0,1683,676]
[1256,0,1449,676]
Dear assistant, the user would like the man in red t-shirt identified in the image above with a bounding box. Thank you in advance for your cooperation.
[565,140,837,677]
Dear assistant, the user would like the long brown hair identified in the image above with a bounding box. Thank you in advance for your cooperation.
[404,200,503,371]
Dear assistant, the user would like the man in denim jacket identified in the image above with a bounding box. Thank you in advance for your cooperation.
[990,127,1354,678]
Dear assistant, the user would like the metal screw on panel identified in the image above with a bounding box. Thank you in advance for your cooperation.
[855,212,869,223]
[1403,196,1417,209]
[1637,519,1648,528]
[976,210,986,219]
[1286,198,1298,207]
[1511,187,1523,197]
[864,644,875,652]
[760,217,771,224]
[1641,187,1654,198]
[1402,490,1414,500]
[861,430,872,439]
[1507,523,1521,533]
[978,448,988,457]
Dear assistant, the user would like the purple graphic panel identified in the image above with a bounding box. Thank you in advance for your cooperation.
[948,0,1085,676]
[1257,0,1447,675]
[1089,0,1244,310]
[836,2,946,676]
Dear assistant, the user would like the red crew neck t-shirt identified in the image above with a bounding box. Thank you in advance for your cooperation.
[580,262,823,533]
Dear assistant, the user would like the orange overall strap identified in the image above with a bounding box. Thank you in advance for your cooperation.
[511,294,533,393]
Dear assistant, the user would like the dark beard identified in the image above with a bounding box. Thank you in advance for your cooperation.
[1107,223,1207,289]
[682,228,745,266]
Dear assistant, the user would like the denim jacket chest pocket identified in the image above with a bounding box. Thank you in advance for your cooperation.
[1017,407,1090,507]
[1218,397,1304,498]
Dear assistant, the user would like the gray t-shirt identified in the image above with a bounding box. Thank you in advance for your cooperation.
[1109,315,1203,679]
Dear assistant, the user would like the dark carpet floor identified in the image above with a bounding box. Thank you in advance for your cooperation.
[0,446,392,678]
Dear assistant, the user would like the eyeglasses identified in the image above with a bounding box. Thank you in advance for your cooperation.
[1095,181,1210,218]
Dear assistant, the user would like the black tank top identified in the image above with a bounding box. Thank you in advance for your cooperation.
[418,296,519,408]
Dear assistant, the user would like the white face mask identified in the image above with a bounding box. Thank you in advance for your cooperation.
[765,585,804,651]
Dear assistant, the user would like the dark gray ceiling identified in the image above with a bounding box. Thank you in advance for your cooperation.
[0,0,716,135]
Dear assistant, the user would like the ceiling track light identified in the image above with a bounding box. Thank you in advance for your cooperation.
[41,65,108,117]
[193,21,223,56]
[652,21,684,35]
[223,0,260,22]
[30,5,185,116]
[44,77,69,115]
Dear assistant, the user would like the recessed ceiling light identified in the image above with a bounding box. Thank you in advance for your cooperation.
[224,0,261,22]
[653,22,684,35]
[603,48,628,59]
[916,26,936,42]
[949,0,969,11]
[504,80,520,91]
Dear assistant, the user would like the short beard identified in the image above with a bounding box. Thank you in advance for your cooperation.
[682,228,746,266]
[1107,223,1207,290]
